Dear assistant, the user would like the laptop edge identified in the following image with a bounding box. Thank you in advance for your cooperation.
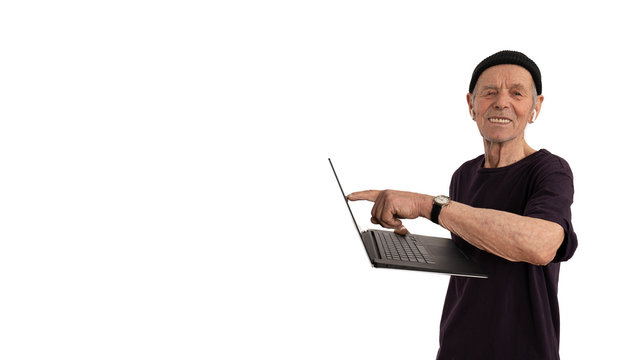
[329,158,487,279]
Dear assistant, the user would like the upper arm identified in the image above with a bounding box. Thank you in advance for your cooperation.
[524,159,578,263]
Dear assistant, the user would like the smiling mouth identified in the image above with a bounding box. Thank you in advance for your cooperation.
[488,117,512,124]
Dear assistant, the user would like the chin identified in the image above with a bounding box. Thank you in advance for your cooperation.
[482,134,518,143]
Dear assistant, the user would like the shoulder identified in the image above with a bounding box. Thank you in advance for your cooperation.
[449,153,484,197]
[531,149,574,178]
[448,154,477,198]
[452,153,484,178]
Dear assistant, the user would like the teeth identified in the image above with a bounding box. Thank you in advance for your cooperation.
[489,118,511,123]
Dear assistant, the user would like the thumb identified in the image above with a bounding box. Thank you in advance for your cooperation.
[394,224,409,235]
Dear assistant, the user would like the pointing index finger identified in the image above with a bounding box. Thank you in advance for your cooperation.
[347,190,381,202]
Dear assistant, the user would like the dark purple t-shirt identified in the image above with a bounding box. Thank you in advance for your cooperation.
[437,149,578,360]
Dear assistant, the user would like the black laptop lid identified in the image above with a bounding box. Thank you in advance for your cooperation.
[328,158,373,265]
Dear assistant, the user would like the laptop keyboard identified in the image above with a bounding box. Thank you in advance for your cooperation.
[378,231,436,264]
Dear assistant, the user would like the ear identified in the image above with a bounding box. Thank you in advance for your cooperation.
[466,93,474,120]
[533,95,544,121]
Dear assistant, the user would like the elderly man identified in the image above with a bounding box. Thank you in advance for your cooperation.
[348,50,577,359]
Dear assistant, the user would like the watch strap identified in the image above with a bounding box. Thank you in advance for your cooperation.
[430,195,450,225]
[431,202,443,225]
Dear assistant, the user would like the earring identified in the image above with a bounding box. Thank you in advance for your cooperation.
[531,110,537,123]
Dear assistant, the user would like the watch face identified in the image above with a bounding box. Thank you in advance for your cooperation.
[435,195,450,205]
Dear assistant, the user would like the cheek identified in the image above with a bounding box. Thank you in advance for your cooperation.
[517,110,532,124]
[472,103,488,119]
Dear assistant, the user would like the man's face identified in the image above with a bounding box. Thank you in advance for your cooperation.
[467,64,542,144]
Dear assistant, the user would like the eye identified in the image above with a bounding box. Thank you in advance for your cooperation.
[514,91,523,96]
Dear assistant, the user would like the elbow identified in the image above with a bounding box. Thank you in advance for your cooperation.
[531,249,557,266]
[529,227,565,266]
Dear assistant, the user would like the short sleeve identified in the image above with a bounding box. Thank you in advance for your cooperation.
[449,167,461,201]
[523,158,578,262]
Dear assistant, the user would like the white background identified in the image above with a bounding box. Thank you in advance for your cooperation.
[1,1,638,359]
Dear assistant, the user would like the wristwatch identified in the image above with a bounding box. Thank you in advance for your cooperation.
[431,195,451,225]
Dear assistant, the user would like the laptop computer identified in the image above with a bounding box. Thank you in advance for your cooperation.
[329,158,487,278]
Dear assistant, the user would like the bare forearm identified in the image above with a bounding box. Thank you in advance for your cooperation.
[437,201,564,265]
[348,189,565,265]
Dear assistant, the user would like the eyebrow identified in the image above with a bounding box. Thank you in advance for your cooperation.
[510,83,528,91]
[480,83,529,92]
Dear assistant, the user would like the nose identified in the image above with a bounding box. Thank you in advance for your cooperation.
[494,90,511,110]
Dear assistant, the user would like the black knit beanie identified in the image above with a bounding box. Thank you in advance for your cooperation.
[469,50,542,95]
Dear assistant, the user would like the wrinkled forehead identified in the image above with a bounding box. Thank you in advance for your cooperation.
[475,64,535,89]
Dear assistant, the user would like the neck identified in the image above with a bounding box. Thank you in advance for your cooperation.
[483,138,536,168]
